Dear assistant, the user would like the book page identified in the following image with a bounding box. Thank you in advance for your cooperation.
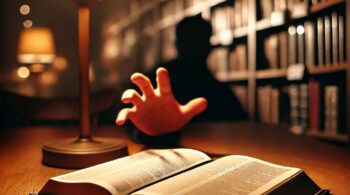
[52,148,210,195]
[133,155,300,195]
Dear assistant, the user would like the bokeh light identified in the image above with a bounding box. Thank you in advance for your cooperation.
[17,66,30,79]
[20,5,30,15]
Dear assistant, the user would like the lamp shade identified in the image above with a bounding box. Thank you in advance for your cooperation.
[17,27,56,64]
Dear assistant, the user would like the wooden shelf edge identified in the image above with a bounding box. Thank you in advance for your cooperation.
[310,0,345,13]
[307,131,348,143]
[256,0,345,32]
[216,71,249,82]
[308,63,347,75]
[256,69,286,79]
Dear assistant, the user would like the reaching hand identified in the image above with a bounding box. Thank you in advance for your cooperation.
[115,67,207,136]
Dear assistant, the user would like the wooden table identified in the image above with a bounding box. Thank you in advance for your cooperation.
[1,122,350,194]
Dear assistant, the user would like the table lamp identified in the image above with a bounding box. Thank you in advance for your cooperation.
[17,27,56,73]
[42,0,128,169]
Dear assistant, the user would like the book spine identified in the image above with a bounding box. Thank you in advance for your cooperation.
[305,21,315,67]
[308,80,320,132]
[271,88,280,124]
[324,15,331,65]
[279,31,288,69]
[288,26,297,65]
[324,86,339,135]
[338,15,344,62]
[235,0,242,28]
[241,0,249,26]
[297,25,305,64]
[289,84,300,130]
[331,12,338,64]
[299,84,309,131]
[317,17,324,66]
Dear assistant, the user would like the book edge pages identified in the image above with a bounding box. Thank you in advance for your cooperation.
[49,148,211,194]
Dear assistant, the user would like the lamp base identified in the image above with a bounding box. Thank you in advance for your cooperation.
[42,137,128,169]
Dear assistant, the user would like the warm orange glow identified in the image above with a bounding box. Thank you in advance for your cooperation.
[89,65,95,82]
[40,72,57,85]
[20,5,30,15]
[29,63,45,73]
[23,20,33,28]
[53,57,68,70]
[17,66,30,79]
[17,27,56,63]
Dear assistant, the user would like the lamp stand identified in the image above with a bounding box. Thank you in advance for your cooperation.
[42,3,127,169]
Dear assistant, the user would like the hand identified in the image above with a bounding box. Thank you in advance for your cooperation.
[116,67,207,136]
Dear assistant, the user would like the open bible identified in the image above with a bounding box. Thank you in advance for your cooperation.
[40,148,323,195]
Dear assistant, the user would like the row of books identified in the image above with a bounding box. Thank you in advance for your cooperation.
[208,44,248,74]
[211,0,249,38]
[263,12,345,69]
[259,0,308,20]
[257,82,344,135]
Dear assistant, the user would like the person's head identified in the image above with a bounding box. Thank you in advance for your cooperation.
[175,15,212,58]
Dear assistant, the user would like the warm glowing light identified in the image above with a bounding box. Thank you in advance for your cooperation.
[17,66,30,78]
[103,37,120,60]
[17,27,56,63]
[40,72,57,85]
[29,63,45,73]
[23,20,33,28]
[53,57,68,70]
[296,25,305,35]
[89,65,95,82]
[219,30,233,45]
[288,26,296,35]
[20,5,30,15]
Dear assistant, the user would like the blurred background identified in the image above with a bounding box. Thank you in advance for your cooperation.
[0,0,348,146]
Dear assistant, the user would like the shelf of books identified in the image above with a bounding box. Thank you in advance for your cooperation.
[109,0,349,146]
[254,0,348,145]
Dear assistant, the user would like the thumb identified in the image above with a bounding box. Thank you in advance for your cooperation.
[182,97,207,120]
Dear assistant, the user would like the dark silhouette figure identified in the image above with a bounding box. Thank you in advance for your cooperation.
[147,16,247,122]
[127,15,247,145]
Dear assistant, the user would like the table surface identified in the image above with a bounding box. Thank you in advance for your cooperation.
[1,122,350,195]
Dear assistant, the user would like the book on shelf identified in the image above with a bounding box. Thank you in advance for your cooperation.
[234,0,242,28]
[208,47,229,75]
[39,148,323,195]
[317,17,324,66]
[212,6,234,38]
[305,21,316,67]
[288,84,308,135]
[288,26,297,65]
[258,86,273,124]
[309,80,321,132]
[338,14,345,62]
[278,31,288,69]
[297,25,305,64]
[231,85,248,113]
[324,85,339,136]
[241,0,249,26]
[264,34,279,69]
[271,88,280,124]
[229,44,247,72]
[324,15,332,65]
[331,12,338,64]
[299,84,309,131]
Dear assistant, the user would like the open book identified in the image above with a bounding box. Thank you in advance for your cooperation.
[40,148,322,195]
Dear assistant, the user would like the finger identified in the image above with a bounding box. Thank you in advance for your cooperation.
[121,89,142,106]
[181,97,208,120]
[131,73,155,97]
[115,108,135,125]
[156,67,172,95]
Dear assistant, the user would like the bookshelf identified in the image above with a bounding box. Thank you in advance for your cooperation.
[107,0,349,146]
